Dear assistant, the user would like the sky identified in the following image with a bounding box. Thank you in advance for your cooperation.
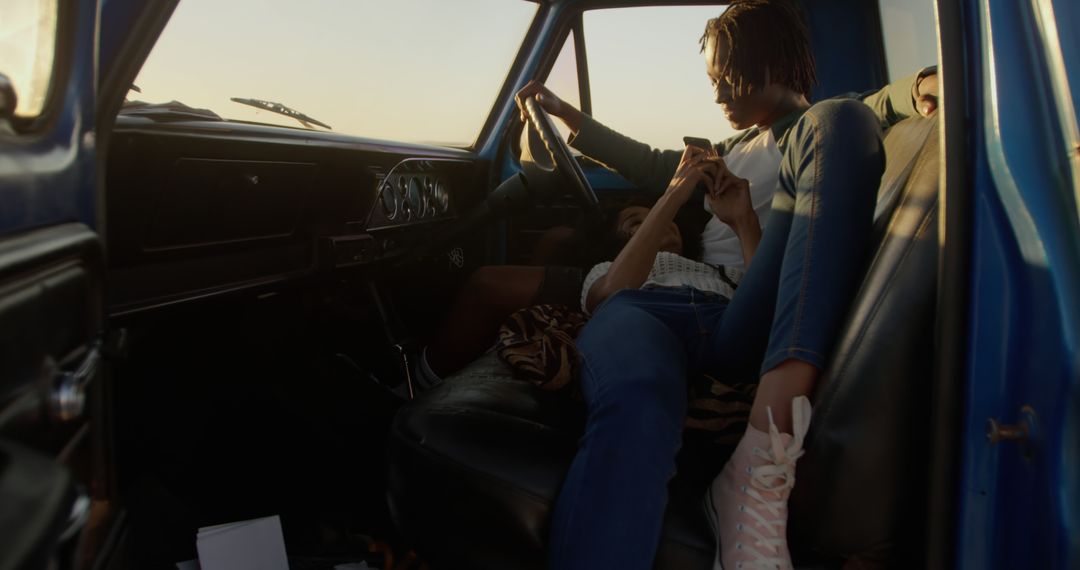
[133,1,733,148]
[129,0,936,150]
[133,0,537,145]
[583,6,736,149]
[879,0,938,81]
[2,0,58,117]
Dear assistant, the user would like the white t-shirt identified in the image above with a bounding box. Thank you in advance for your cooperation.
[700,128,782,269]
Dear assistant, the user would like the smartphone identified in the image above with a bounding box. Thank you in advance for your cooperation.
[683,136,715,156]
[683,136,718,197]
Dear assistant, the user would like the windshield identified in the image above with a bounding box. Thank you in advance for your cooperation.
[131,0,538,147]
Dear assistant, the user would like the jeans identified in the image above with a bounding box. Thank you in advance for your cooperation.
[548,99,886,570]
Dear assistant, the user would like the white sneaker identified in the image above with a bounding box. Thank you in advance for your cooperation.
[705,396,812,570]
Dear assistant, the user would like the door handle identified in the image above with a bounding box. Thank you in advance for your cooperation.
[50,345,101,422]
[986,405,1037,458]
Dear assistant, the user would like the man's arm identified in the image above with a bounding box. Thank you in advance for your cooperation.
[570,116,755,196]
[516,80,721,195]
[568,116,688,194]
[859,66,939,129]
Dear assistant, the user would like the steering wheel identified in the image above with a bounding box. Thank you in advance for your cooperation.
[520,95,603,221]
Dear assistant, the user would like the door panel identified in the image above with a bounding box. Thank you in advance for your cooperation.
[957,0,1080,567]
[0,0,111,567]
[0,224,102,402]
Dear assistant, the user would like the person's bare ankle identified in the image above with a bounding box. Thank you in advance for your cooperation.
[750,406,791,434]
[752,359,819,433]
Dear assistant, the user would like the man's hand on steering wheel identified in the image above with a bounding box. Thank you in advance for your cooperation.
[515,80,584,134]
[515,80,601,218]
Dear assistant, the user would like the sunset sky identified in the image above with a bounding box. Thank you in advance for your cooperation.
[131,0,935,149]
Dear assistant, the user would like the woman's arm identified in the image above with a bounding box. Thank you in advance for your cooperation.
[585,147,716,312]
[584,193,682,312]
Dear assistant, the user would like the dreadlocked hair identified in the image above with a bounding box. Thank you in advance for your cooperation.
[699,0,817,99]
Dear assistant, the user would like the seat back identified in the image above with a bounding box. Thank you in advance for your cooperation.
[789,115,941,565]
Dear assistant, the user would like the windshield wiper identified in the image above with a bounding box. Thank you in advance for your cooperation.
[230,97,332,130]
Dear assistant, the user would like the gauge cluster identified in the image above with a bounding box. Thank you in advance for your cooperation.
[369,159,459,229]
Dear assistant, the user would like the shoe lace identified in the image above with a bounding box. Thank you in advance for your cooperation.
[734,397,812,570]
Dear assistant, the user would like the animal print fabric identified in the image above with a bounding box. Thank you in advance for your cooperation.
[496,303,756,444]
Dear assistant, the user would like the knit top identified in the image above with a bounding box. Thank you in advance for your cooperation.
[580,251,743,314]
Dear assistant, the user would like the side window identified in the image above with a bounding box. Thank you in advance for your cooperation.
[545,34,583,142]
[582,5,734,151]
[878,0,939,80]
[0,0,59,120]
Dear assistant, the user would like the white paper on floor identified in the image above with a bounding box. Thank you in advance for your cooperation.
[195,515,289,570]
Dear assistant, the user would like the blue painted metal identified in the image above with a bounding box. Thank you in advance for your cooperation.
[1050,0,1080,119]
[957,0,1080,567]
[98,0,140,94]
[487,1,639,196]
[476,3,562,162]
[0,0,100,233]
[802,0,888,101]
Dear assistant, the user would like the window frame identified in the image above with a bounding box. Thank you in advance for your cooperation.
[479,2,575,154]
[572,15,593,117]
[499,10,584,159]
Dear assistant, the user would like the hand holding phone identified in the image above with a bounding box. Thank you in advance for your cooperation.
[682,136,719,196]
[683,136,717,157]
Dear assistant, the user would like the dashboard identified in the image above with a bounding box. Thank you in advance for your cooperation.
[373,163,453,228]
[368,158,468,230]
[104,117,487,317]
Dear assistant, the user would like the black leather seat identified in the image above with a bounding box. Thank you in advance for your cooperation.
[386,115,941,569]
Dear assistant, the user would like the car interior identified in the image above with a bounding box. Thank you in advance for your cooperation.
[1,0,953,568]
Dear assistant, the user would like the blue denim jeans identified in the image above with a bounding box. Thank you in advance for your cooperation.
[548,99,886,570]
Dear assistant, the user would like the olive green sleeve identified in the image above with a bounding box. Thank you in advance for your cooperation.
[568,115,686,194]
[859,69,926,129]
[566,115,752,194]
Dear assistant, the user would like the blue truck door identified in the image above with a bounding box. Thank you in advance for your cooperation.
[957,0,1080,568]
[0,0,108,566]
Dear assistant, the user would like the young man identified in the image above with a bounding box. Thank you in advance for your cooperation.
[525,2,938,569]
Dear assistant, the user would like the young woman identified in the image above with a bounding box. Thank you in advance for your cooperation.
[577,196,736,311]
